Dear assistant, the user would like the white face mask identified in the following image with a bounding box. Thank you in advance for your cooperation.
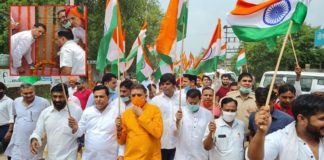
[222,111,237,122]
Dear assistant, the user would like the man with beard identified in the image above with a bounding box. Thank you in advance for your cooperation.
[30,84,82,160]
[11,23,46,74]
[247,94,324,160]
[215,74,231,102]
[5,83,49,160]
[274,84,296,117]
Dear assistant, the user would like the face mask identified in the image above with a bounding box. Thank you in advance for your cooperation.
[131,96,146,107]
[202,101,212,107]
[109,88,117,94]
[187,104,200,112]
[222,111,236,122]
[184,86,190,93]
[240,86,252,94]
[62,20,72,29]
[121,96,130,102]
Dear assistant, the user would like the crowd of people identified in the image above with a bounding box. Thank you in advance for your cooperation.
[0,67,323,160]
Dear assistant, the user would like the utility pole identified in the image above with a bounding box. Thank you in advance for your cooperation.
[223,25,241,71]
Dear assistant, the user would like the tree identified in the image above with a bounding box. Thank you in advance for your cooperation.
[231,24,324,82]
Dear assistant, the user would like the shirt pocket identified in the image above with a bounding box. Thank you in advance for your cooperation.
[215,134,230,151]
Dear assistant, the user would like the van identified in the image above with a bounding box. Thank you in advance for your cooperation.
[259,71,324,94]
[205,69,237,82]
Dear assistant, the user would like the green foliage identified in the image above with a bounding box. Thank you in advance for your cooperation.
[232,24,324,82]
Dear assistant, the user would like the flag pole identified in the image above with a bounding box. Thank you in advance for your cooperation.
[178,16,187,111]
[116,4,121,116]
[265,21,293,109]
[289,34,299,66]
[59,76,71,117]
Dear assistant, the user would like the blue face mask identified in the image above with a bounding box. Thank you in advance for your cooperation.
[184,86,190,93]
[109,88,117,94]
[187,104,200,112]
[240,86,252,94]
[121,96,130,102]
[62,20,72,29]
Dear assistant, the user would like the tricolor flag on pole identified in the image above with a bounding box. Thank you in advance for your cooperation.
[124,21,148,72]
[219,43,227,60]
[96,0,125,72]
[154,60,173,81]
[155,0,180,65]
[235,48,247,72]
[136,44,153,83]
[227,0,310,42]
[194,18,222,73]
[177,0,189,41]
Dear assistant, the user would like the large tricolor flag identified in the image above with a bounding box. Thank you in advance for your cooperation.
[193,19,222,73]
[96,0,125,72]
[219,43,227,60]
[124,21,148,72]
[227,0,310,42]
[235,48,247,71]
[155,0,180,65]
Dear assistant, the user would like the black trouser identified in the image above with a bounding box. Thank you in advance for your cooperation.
[0,124,11,159]
[161,148,176,160]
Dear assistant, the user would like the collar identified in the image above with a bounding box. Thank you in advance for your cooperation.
[163,91,178,99]
[62,40,75,47]
[231,90,254,100]
[0,95,9,102]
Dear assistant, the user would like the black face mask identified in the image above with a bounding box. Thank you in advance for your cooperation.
[53,100,66,111]
[0,92,4,100]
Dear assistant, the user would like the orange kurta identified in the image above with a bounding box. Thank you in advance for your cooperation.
[118,103,163,160]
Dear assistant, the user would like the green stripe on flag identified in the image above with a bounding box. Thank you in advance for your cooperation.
[96,5,118,72]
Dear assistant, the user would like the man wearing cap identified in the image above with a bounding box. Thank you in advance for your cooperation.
[66,5,86,48]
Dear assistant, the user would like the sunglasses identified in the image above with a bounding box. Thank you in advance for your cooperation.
[131,94,143,97]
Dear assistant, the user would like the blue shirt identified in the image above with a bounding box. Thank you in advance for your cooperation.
[249,108,294,135]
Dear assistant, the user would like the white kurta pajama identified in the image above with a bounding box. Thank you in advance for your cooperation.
[11,30,35,74]
[151,92,179,150]
[75,102,125,160]
[174,107,213,160]
[5,96,49,160]
[30,104,83,160]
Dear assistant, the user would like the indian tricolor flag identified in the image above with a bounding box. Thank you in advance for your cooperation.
[235,48,247,72]
[136,43,153,82]
[124,21,147,72]
[227,0,310,42]
[154,60,173,81]
[194,18,222,73]
[156,0,180,65]
[219,43,227,60]
[96,0,125,72]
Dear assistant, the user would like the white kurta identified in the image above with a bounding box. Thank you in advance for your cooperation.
[175,107,213,160]
[5,96,49,160]
[10,30,34,74]
[204,117,245,160]
[75,102,125,160]
[0,95,14,126]
[59,40,85,75]
[246,122,324,160]
[151,92,179,149]
[30,103,83,160]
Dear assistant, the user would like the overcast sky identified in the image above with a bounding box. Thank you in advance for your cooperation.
[158,0,324,56]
